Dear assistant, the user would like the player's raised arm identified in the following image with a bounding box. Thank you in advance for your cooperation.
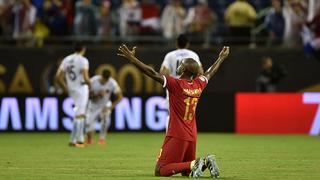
[204,46,230,81]
[117,44,164,85]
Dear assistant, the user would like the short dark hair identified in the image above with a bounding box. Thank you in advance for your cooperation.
[184,58,199,78]
[177,34,189,48]
[74,42,86,52]
[102,69,111,80]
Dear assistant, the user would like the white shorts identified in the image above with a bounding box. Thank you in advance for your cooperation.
[86,101,111,132]
[69,85,89,116]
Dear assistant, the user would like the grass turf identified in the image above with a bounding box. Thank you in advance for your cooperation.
[0,133,319,179]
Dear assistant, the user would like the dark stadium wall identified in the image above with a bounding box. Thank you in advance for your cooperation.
[0,47,319,94]
[0,47,319,133]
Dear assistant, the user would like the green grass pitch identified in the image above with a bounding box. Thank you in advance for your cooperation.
[0,133,319,179]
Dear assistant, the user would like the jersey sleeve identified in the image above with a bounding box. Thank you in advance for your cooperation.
[81,58,89,70]
[194,53,202,66]
[196,75,208,89]
[90,75,100,84]
[111,78,120,93]
[58,60,66,71]
[161,54,170,68]
[163,75,179,92]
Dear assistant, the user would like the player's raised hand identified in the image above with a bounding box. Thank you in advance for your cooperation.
[131,46,137,56]
[218,46,230,60]
[117,44,137,61]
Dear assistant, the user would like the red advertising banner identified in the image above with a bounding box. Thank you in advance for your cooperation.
[236,93,320,135]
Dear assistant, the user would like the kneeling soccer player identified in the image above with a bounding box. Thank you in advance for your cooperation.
[118,44,229,178]
[85,70,123,145]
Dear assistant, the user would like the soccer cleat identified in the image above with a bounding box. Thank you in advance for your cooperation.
[98,139,106,145]
[190,158,205,178]
[85,139,93,145]
[86,133,94,145]
[69,142,85,148]
[74,143,85,148]
[205,154,220,178]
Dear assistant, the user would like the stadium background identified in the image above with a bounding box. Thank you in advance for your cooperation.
[0,0,320,179]
[0,46,319,134]
[0,0,320,135]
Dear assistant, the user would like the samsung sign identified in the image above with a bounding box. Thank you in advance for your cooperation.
[0,96,168,132]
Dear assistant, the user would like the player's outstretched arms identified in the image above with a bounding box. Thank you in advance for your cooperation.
[117,44,164,85]
[204,46,230,81]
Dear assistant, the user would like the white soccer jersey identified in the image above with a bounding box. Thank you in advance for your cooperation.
[161,49,201,78]
[89,75,120,107]
[59,53,89,91]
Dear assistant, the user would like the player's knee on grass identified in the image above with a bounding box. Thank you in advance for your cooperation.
[181,171,190,176]
[154,165,161,176]
[154,164,171,177]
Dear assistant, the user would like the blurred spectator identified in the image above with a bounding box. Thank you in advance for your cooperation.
[31,0,43,11]
[160,0,186,39]
[224,0,257,43]
[256,57,287,92]
[302,6,320,60]
[283,0,307,47]
[11,0,37,41]
[40,0,68,36]
[184,0,216,47]
[98,0,111,36]
[140,0,160,35]
[74,0,99,36]
[0,0,10,35]
[119,0,141,37]
[61,0,75,32]
[307,0,320,22]
[264,0,285,45]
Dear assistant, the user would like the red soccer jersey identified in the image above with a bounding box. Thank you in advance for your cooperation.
[164,75,208,141]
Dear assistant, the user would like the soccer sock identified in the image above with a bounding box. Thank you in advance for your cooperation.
[99,113,110,140]
[159,162,191,176]
[70,119,78,144]
[74,117,84,143]
[86,131,94,143]
[78,119,85,143]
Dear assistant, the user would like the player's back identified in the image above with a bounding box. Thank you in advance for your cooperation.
[60,53,89,91]
[164,75,208,141]
[163,49,201,77]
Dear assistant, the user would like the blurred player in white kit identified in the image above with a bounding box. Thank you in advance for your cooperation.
[85,70,123,145]
[160,34,203,131]
[55,43,91,147]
